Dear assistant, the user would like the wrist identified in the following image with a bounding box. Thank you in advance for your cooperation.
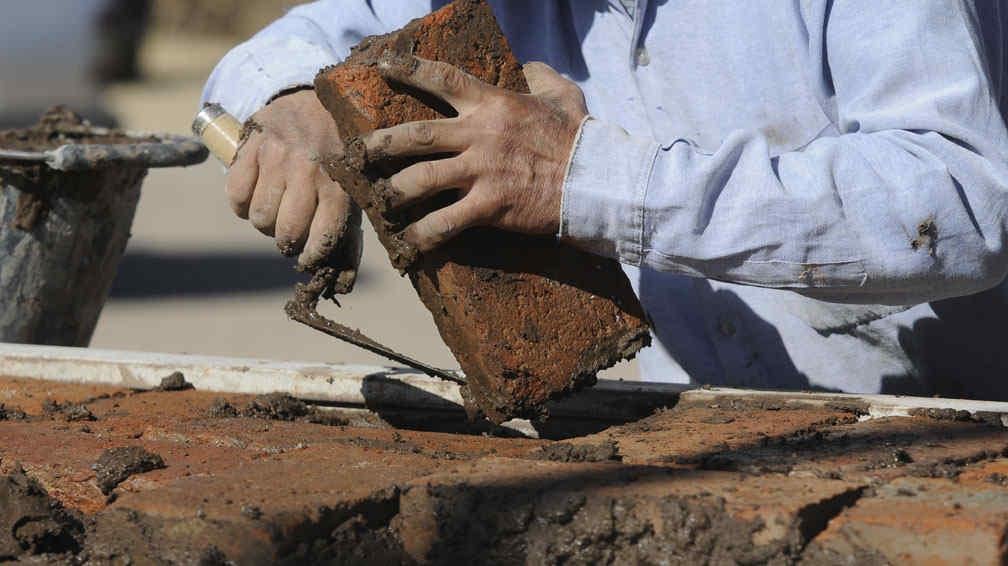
[559,117,660,264]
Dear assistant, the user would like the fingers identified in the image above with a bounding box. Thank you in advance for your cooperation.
[274,164,318,256]
[378,54,489,112]
[403,193,491,252]
[225,134,263,218]
[387,155,472,209]
[247,144,287,236]
[299,171,354,268]
[361,118,467,159]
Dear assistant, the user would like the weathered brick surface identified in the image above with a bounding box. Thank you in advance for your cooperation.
[804,471,1008,565]
[2,376,1006,563]
[313,0,650,424]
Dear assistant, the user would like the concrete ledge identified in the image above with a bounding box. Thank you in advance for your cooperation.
[0,343,685,423]
[2,343,1005,427]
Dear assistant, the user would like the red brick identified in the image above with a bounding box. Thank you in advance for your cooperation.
[804,471,1008,565]
[313,0,650,423]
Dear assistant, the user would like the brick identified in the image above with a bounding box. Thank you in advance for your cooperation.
[5,376,1006,563]
[593,398,1008,483]
[313,0,650,423]
[803,472,1008,565]
[392,457,865,564]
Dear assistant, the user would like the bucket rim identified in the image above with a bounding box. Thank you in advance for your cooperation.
[0,130,209,171]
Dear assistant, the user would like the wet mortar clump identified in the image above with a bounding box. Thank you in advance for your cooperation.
[207,393,350,426]
[242,392,311,421]
[93,446,166,495]
[531,440,621,463]
[207,398,239,418]
[42,399,96,422]
[155,371,193,391]
[0,106,149,153]
[0,467,83,561]
[0,403,26,421]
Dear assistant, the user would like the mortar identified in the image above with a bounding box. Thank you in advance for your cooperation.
[0,108,207,346]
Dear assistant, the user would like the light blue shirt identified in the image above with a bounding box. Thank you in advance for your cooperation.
[203,1,1008,399]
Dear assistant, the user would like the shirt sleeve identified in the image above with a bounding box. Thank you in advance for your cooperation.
[560,0,1008,305]
[199,1,428,121]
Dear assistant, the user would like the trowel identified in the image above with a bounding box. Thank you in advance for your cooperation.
[192,103,465,384]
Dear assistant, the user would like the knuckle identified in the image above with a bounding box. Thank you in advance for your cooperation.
[418,161,441,189]
[484,97,516,129]
[261,138,288,162]
[408,122,435,146]
[470,191,500,221]
[559,80,582,98]
[433,65,465,94]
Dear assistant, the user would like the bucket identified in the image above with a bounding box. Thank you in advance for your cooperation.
[0,108,207,346]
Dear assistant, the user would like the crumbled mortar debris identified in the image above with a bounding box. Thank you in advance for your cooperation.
[0,403,27,421]
[42,399,96,422]
[207,398,239,418]
[156,371,193,391]
[93,446,166,495]
[531,441,621,463]
[0,467,83,561]
[243,393,310,421]
[0,106,148,153]
[208,393,350,426]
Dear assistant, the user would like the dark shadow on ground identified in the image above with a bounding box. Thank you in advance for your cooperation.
[664,412,1008,477]
[109,251,367,298]
[356,371,677,440]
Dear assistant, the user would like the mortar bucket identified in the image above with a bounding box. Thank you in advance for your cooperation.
[0,108,207,346]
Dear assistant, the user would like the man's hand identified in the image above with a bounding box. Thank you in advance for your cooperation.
[226,89,356,268]
[361,56,588,252]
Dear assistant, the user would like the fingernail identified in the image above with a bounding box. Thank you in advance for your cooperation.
[276,239,300,257]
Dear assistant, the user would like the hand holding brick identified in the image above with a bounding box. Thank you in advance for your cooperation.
[226,89,361,271]
[359,55,588,251]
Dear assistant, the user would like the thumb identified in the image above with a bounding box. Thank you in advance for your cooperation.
[522,62,587,116]
[522,61,569,94]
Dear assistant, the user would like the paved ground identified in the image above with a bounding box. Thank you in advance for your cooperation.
[1,376,1006,564]
[87,32,639,380]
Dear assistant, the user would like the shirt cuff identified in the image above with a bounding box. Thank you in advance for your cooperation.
[200,36,337,122]
[558,117,661,265]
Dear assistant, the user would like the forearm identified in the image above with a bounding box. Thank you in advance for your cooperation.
[200,1,428,121]
[561,117,1008,305]
[561,0,1008,305]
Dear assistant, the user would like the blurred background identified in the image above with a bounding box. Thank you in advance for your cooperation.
[0,0,638,378]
